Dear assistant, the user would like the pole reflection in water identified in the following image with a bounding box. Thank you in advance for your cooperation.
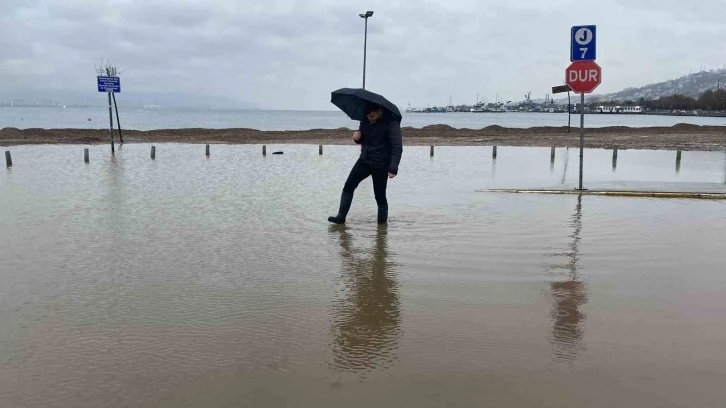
[676,150,682,174]
[329,225,401,373]
[548,194,588,364]
[560,148,569,185]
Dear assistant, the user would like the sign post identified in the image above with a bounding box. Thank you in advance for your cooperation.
[97,76,121,153]
[552,84,572,132]
[566,25,599,191]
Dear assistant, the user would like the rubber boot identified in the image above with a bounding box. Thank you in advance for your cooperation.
[328,192,353,224]
[377,204,388,224]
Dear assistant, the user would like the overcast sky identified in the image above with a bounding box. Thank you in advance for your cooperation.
[1,0,725,110]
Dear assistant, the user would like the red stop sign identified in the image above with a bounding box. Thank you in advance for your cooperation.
[565,61,601,94]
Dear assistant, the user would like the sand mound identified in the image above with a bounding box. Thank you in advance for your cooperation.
[481,125,508,132]
[671,123,702,131]
[421,124,456,131]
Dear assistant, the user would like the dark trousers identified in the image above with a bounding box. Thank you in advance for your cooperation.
[343,159,388,208]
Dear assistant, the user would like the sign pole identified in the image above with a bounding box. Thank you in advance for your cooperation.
[97,75,120,153]
[568,89,571,133]
[552,84,573,133]
[568,24,598,191]
[107,91,115,154]
[578,92,584,190]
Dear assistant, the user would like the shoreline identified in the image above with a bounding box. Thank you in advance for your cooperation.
[2,124,726,151]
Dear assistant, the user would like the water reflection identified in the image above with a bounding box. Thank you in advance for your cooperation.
[548,195,588,364]
[329,225,401,373]
[612,149,618,172]
[676,150,682,174]
[560,148,570,184]
[105,154,128,234]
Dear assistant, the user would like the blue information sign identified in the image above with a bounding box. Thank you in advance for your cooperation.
[97,76,121,93]
[570,25,596,62]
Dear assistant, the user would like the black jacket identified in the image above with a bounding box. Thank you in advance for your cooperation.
[355,117,403,174]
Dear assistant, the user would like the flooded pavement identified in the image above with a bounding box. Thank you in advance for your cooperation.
[1,144,726,407]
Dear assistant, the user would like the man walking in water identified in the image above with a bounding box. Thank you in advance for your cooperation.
[328,102,403,225]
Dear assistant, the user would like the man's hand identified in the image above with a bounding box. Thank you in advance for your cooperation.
[353,131,361,142]
[388,173,396,179]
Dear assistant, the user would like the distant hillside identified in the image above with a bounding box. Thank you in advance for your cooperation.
[596,69,726,103]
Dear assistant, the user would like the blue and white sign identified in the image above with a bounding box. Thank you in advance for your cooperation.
[570,25,596,62]
[97,76,121,93]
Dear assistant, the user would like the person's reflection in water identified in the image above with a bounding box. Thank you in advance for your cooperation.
[548,194,588,364]
[329,225,401,373]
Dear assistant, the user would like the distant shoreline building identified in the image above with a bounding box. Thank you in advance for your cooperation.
[596,105,644,114]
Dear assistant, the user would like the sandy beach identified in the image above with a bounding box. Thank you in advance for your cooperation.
[2,124,725,151]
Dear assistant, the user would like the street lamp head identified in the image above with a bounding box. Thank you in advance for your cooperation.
[360,11,374,18]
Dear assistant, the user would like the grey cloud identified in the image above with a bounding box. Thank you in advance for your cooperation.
[2,0,726,109]
[611,0,726,24]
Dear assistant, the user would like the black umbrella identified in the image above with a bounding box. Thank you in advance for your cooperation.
[331,88,402,122]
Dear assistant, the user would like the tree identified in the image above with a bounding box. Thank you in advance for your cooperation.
[699,89,726,111]
[95,57,124,144]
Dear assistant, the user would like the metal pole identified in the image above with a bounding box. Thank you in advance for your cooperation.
[107,91,115,154]
[567,90,572,132]
[112,93,123,144]
[363,17,368,89]
[578,93,584,190]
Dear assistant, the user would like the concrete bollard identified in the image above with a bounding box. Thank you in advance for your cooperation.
[319,145,323,155]
[492,146,497,159]
[206,144,210,156]
[430,146,434,157]
[5,151,12,167]
[263,145,266,156]
[151,146,156,160]
[84,148,89,163]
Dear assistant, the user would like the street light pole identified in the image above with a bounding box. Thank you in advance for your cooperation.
[359,11,374,89]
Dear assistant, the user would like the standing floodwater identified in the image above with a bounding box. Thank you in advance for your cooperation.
[1,144,726,407]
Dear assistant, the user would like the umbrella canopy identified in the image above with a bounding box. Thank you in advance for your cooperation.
[330,88,402,123]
